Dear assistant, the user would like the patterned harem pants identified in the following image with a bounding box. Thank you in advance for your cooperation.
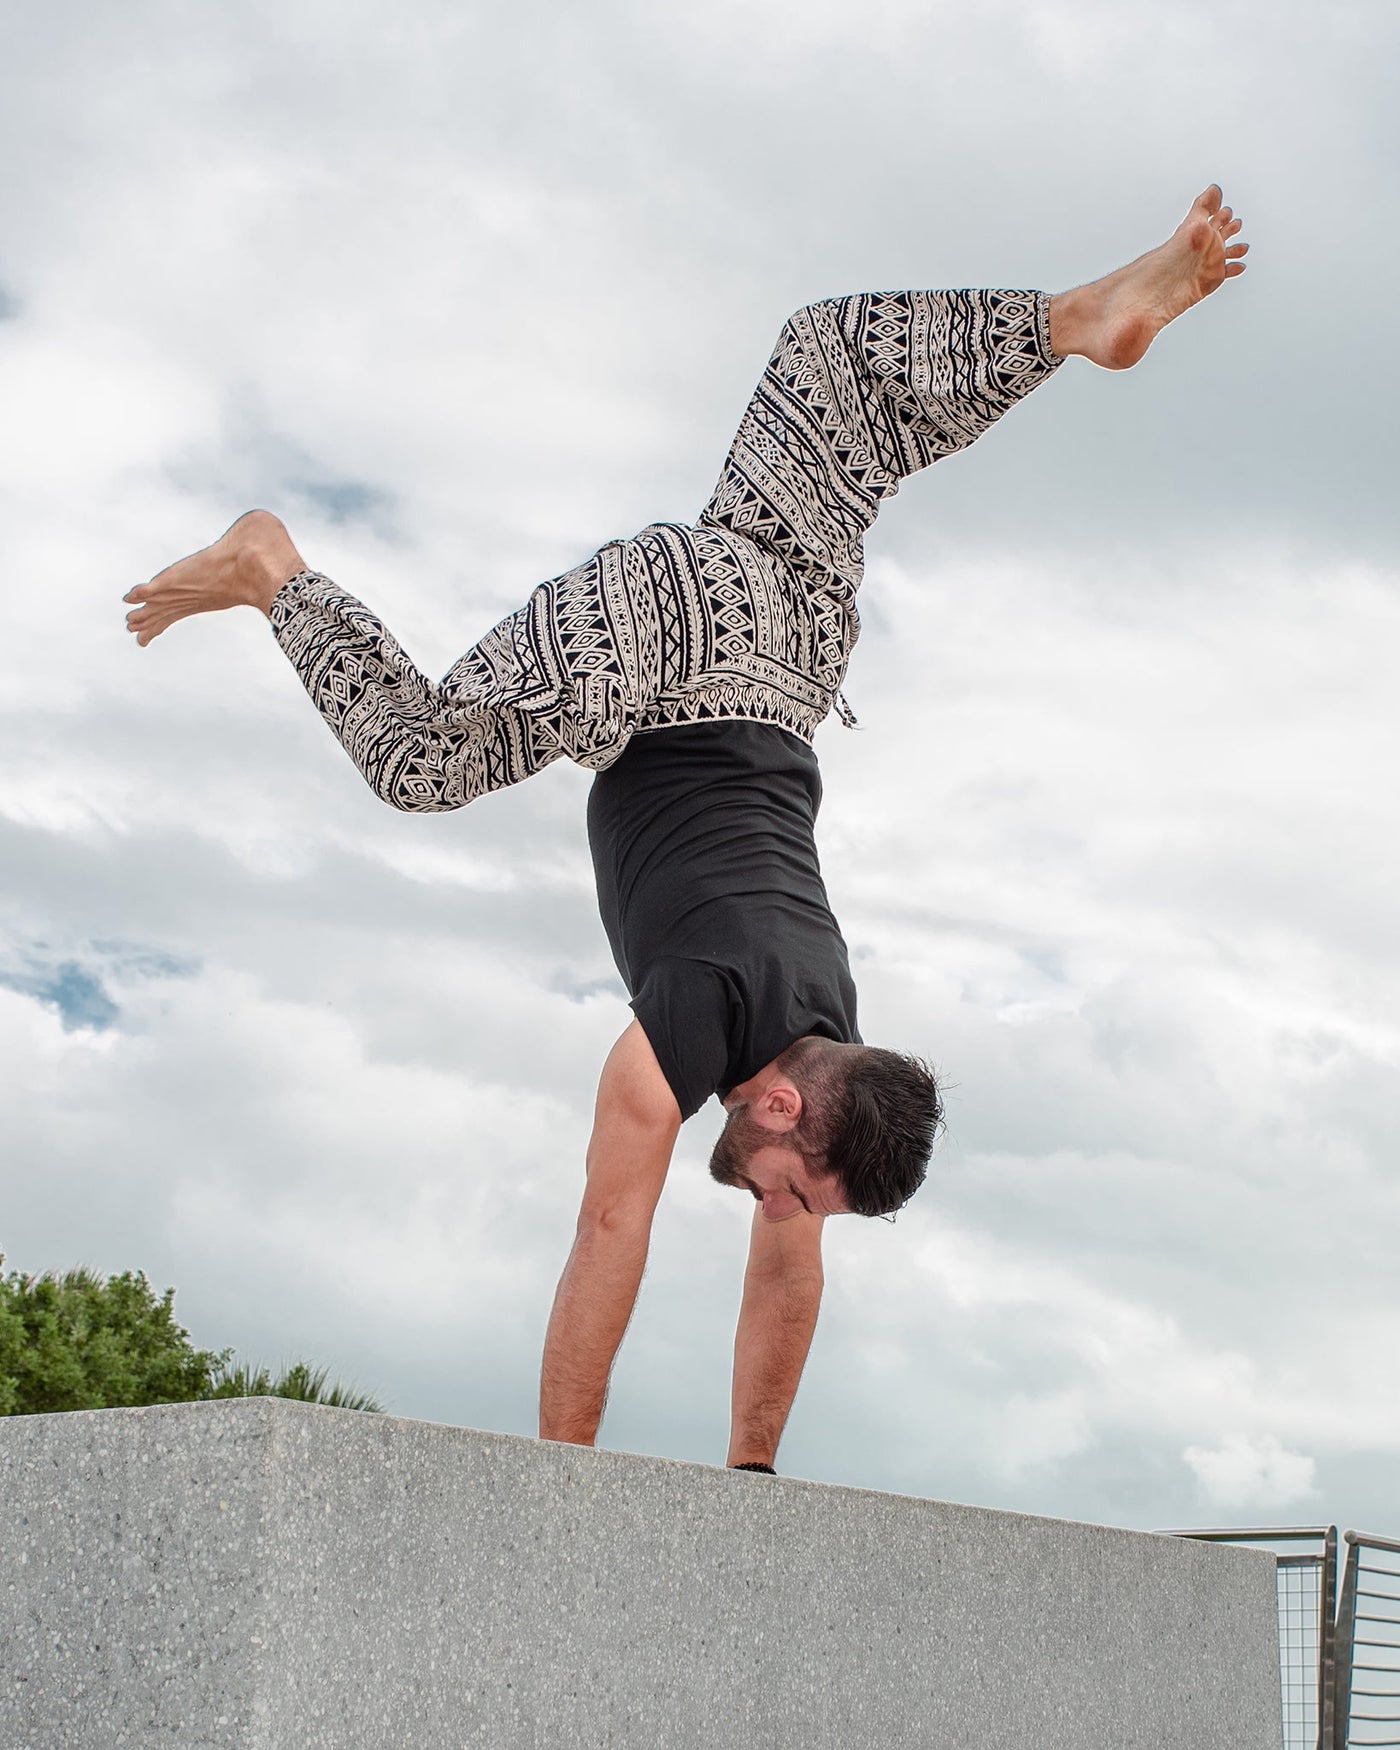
[269,289,1063,812]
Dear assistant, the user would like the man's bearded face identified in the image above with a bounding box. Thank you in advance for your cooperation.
[709,1101,783,1190]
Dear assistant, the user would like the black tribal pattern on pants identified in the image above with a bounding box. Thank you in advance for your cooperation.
[269,288,1062,813]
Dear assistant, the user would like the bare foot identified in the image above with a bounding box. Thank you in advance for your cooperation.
[1048,186,1249,370]
[123,510,308,648]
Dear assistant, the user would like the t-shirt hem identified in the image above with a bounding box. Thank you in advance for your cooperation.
[628,716,814,746]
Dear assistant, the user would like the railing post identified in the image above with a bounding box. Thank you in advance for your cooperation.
[1318,1525,1339,1750]
[1332,1533,1359,1750]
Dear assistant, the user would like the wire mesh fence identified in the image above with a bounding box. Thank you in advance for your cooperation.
[1277,1551,1330,1750]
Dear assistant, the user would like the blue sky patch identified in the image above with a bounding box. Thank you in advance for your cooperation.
[549,969,627,1005]
[0,961,120,1032]
[0,941,200,1032]
[298,478,390,525]
[89,941,199,981]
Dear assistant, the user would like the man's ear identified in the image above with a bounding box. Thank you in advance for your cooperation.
[757,1081,802,1131]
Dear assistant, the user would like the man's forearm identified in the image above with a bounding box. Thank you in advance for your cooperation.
[539,1212,652,1445]
[727,1223,824,1468]
[541,1019,679,1446]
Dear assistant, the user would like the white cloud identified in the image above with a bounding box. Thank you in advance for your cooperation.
[1183,1435,1318,1510]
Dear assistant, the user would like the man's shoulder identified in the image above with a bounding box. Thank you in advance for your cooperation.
[598,1019,683,1134]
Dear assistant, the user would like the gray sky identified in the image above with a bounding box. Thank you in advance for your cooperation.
[3,0,1398,1534]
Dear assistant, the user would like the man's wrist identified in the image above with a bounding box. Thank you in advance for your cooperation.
[539,1425,598,1446]
[730,1460,776,1474]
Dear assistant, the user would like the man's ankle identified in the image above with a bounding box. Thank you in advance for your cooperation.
[235,515,307,615]
[1047,284,1095,360]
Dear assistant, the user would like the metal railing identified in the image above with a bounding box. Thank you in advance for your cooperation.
[1336,1532,1400,1749]
[1164,1525,1400,1750]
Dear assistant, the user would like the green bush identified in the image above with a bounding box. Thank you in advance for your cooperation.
[205,1358,381,1412]
[0,1253,382,1416]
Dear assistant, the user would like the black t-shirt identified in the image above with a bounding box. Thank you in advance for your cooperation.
[587,721,860,1120]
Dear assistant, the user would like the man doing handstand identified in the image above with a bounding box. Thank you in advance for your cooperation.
[124,187,1248,1473]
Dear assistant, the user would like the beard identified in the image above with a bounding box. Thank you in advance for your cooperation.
[709,1102,778,1188]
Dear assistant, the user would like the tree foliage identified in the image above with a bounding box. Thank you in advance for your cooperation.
[205,1358,382,1412]
[0,1253,383,1416]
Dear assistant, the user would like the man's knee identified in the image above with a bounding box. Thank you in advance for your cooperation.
[374,738,468,814]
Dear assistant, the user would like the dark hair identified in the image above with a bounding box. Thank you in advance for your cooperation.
[780,1039,943,1218]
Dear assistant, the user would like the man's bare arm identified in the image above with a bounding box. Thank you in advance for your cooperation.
[539,1020,681,1446]
[726,1206,825,1469]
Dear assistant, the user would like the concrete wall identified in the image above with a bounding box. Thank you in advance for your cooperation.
[1,1398,1282,1749]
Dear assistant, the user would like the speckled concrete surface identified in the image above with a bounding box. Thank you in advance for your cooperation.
[1,1398,1282,1748]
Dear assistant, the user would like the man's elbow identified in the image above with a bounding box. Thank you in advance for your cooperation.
[748,1254,824,1297]
[573,1196,657,1243]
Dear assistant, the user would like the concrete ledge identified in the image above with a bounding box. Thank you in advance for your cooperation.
[1,1398,1281,1748]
